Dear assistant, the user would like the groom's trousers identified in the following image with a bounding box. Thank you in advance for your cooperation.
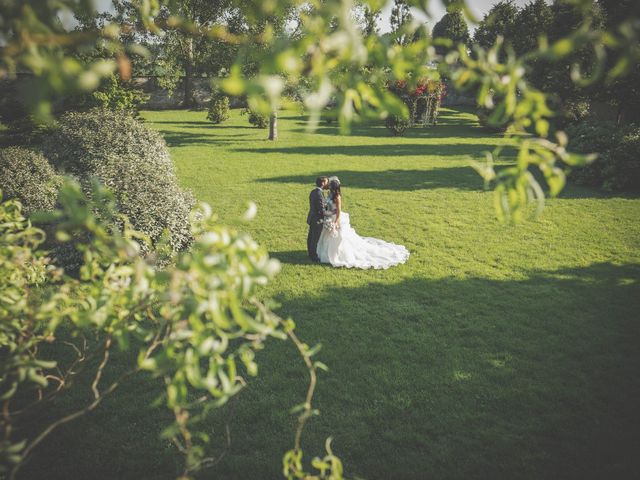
[307,223,323,260]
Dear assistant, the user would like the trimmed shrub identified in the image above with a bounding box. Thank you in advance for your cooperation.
[476,107,509,132]
[0,147,63,215]
[0,86,50,145]
[92,75,148,116]
[242,108,268,128]
[207,95,230,124]
[604,128,640,191]
[566,120,619,187]
[566,120,640,191]
[559,99,591,126]
[43,109,194,253]
[385,115,410,136]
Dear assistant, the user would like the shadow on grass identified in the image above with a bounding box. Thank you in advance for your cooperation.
[157,131,260,147]
[150,121,259,131]
[258,167,486,192]
[262,262,640,479]
[288,109,500,140]
[271,250,317,266]
[17,263,640,480]
[557,184,640,200]
[149,120,210,125]
[234,143,514,158]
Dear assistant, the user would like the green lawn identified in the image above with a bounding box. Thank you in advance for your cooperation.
[23,108,640,479]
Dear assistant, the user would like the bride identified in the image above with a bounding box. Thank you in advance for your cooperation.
[317,177,409,269]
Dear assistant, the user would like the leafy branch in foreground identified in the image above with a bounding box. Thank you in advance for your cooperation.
[0,182,343,479]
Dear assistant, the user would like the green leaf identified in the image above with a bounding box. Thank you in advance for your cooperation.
[26,368,48,388]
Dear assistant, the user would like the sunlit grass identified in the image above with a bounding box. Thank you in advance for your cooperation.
[23,108,640,480]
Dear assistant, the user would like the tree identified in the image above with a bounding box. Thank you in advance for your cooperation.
[597,0,640,124]
[432,7,470,54]
[473,1,519,51]
[349,1,382,36]
[154,0,236,107]
[511,0,553,56]
[362,4,382,37]
[510,0,605,124]
[598,0,640,26]
[390,0,413,45]
[269,111,278,140]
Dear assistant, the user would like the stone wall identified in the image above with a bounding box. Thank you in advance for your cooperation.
[132,76,216,109]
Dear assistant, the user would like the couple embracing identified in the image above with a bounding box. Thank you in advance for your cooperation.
[306,176,409,269]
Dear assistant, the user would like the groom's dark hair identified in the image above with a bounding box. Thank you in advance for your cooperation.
[315,176,328,187]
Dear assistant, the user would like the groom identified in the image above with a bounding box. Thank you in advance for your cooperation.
[307,176,329,262]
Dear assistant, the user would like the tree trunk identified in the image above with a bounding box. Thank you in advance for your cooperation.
[616,102,625,127]
[183,37,195,108]
[268,111,278,140]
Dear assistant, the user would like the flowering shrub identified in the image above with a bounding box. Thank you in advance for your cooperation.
[386,78,446,134]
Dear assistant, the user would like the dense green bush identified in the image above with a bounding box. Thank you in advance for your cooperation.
[43,109,194,253]
[558,99,591,127]
[605,128,640,191]
[242,107,268,128]
[566,120,639,191]
[0,95,32,134]
[92,75,148,115]
[206,95,230,124]
[0,147,63,215]
[565,121,617,186]
[476,107,509,132]
[385,114,410,136]
[0,89,50,145]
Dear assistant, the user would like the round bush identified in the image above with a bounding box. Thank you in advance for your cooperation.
[566,120,640,191]
[604,127,640,191]
[476,107,509,132]
[242,108,268,128]
[43,109,194,253]
[92,75,149,116]
[0,147,63,215]
[207,95,230,124]
[566,120,619,187]
[385,115,409,136]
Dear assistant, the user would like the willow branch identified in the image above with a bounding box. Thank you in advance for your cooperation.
[9,365,139,480]
[91,336,112,399]
[9,330,162,480]
[250,299,319,453]
[285,326,318,452]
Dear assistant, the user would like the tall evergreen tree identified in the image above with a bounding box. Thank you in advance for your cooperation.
[597,0,640,123]
[432,6,470,54]
[473,1,519,50]
[511,0,553,56]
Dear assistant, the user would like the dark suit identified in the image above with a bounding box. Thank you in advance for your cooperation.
[306,187,325,261]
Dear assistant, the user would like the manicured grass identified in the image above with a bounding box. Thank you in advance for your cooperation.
[23,108,640,479]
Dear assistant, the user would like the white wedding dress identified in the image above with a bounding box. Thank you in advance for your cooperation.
[317,197,409,269]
